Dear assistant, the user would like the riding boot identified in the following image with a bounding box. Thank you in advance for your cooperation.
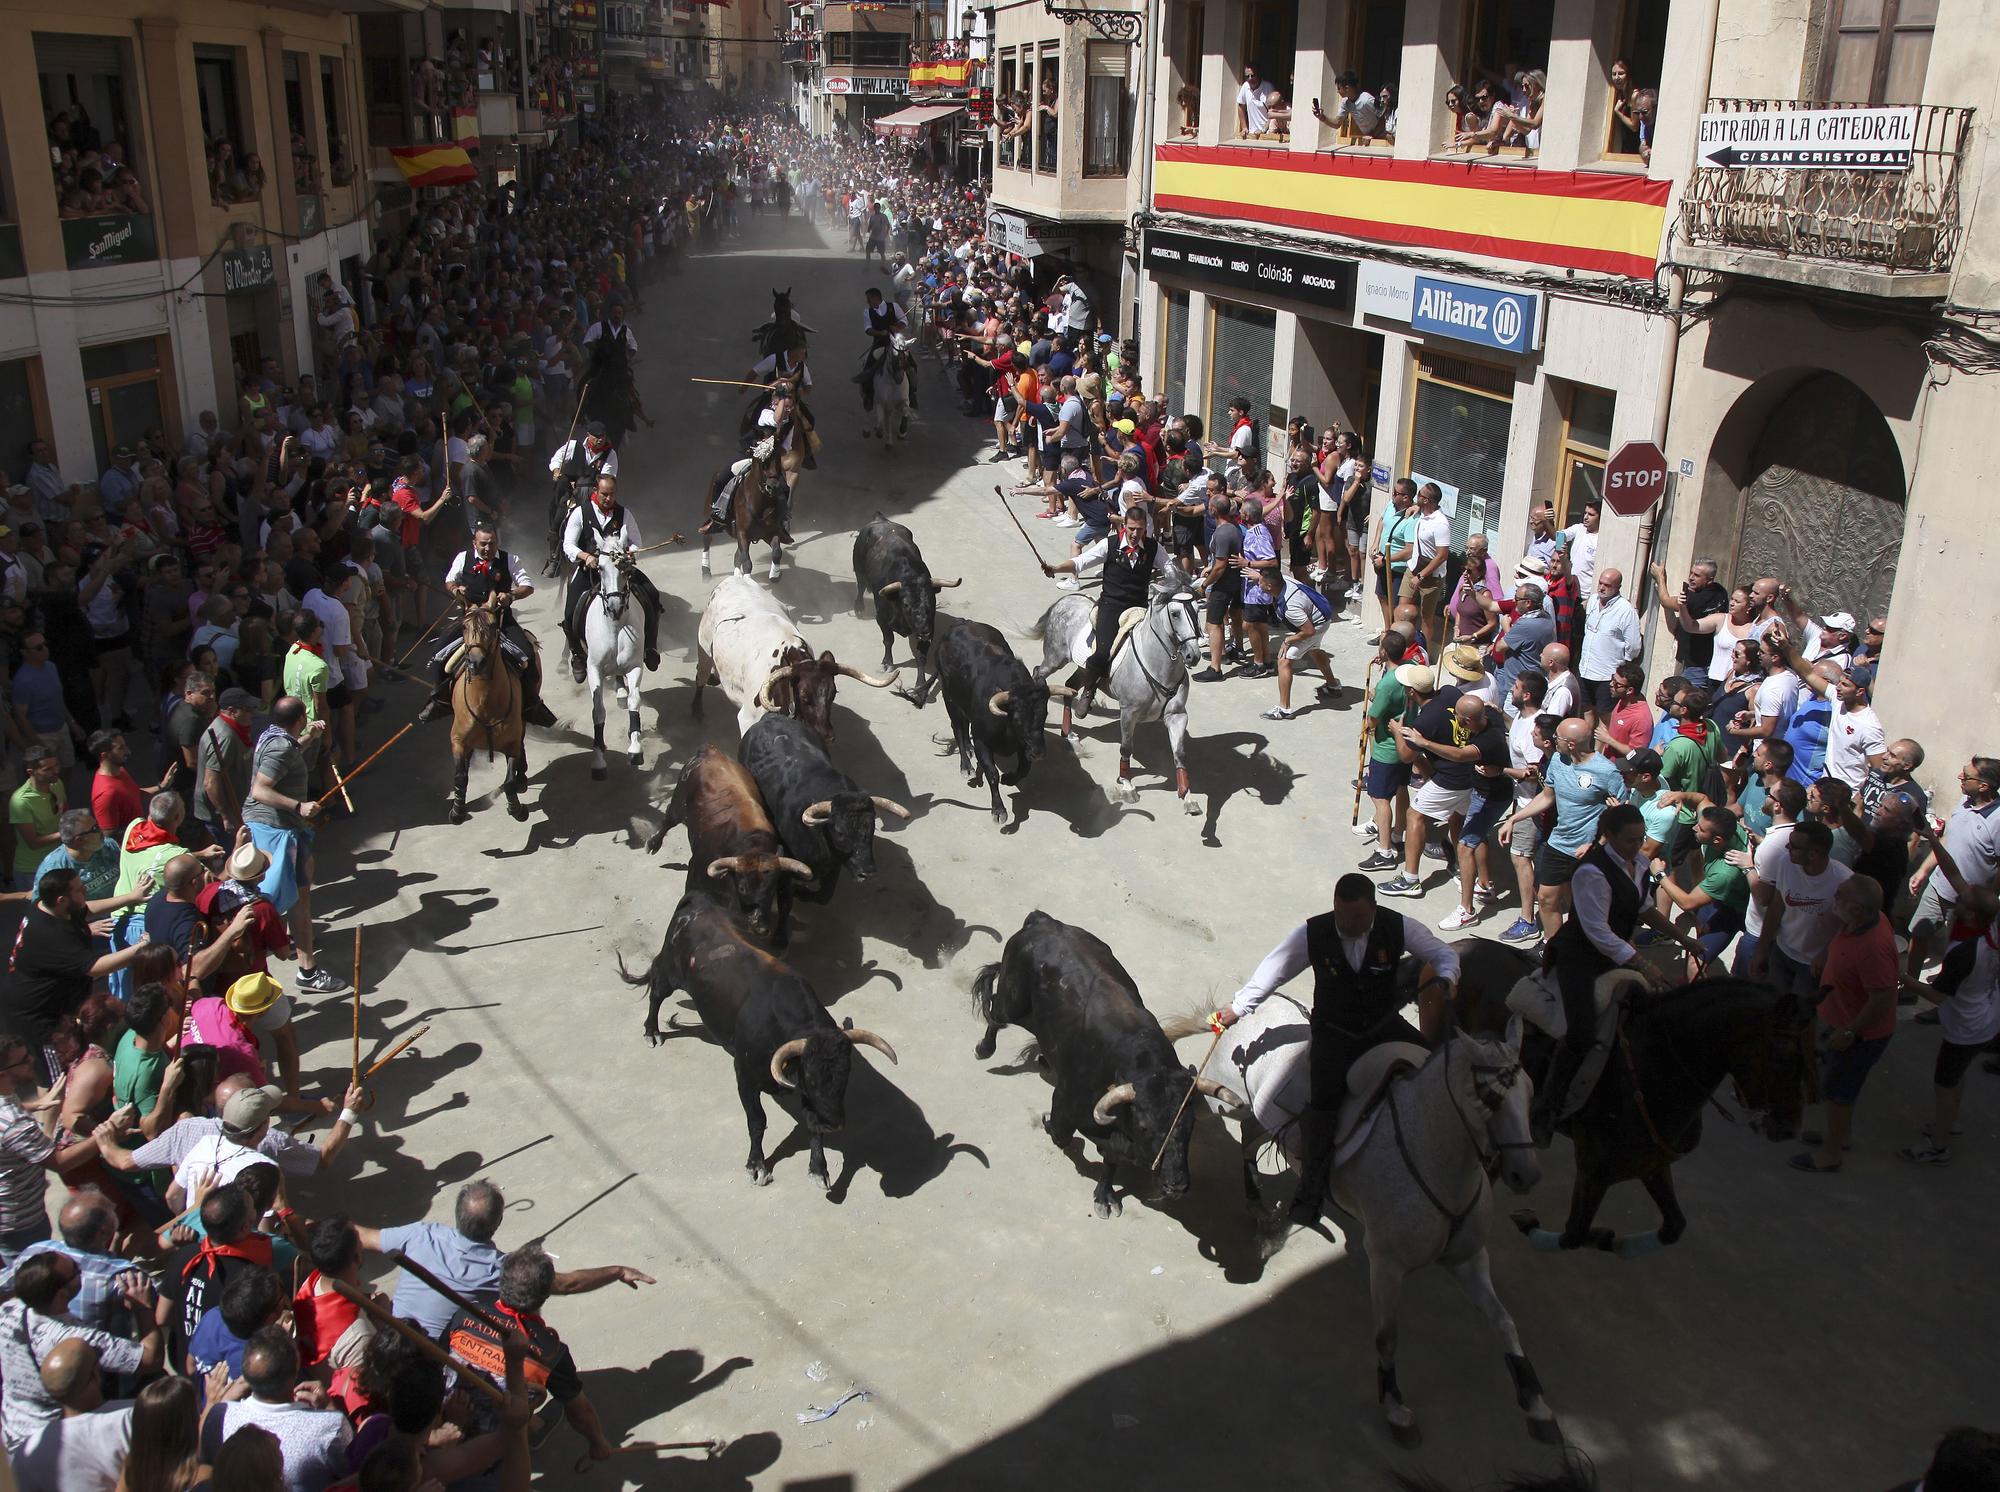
[1288,1107,1338,1226]
[416,659,453,724]
[1532,1042,1588,1148]
[1075,662,1106,721]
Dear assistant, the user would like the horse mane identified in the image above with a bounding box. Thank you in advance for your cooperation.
[1633,974,1786,1034]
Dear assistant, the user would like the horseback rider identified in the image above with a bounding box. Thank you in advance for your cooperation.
[549,421,619,520]
[1532,803,1678,1144]
[1037,498,1178,717]
[699,436,785,537]
[1215,872,1462,1225]
[857,286,908,414]
[749,338,813,436]
[418,520,558,728]
[561,472,662,681]
[583,297,640,378]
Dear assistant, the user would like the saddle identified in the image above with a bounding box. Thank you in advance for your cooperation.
[1333,1040,1432,1161]
[1504,967,1649,1121]
[1111,607,1148,658]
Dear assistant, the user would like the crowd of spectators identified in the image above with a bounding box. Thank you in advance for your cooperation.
[46,112,150,221]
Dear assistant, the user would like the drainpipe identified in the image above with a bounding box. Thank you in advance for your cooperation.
[1127,0,1160,334]
[1636,0,1720,636]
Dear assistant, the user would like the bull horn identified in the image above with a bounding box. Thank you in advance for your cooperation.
[1044,684,1077,700]
[756,666,798,712]
[1192,1074,1237,1102]
[877,580,903,599]
[869,796,912,821]
[705,856,747,878]
[931,577,963,589]
[769,1037,808,1088]
[775,856,816,878]
[1091,1083,1137,1127]
[837,664,899,688]
[845,1029,898,1065]
[801,800,835,827]
[988,690,1011,717]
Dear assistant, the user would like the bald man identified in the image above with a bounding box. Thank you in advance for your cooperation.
[1502,716,1627,940]
[13,1338,132,1492]
[0,1193,129,1335]
[1540,643,1580,722]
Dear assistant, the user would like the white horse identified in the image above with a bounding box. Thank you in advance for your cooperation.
[1029,577,1203,810]
[1170,1000,1560,1450]
[580,534,646,780]
[863,332,916,442]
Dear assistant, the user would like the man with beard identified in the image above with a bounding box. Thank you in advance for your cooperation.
[0,870,155,1083]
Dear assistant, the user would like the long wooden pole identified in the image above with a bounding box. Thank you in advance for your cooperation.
[350,927,362,1088]
[328,760,355,814]
[689,377,779,391]
[364,1024,428,1078]
[386,1247,547,1366]
[1351,656,1383,827]
[315,720,418,807]
[393,602,458,669]
[991,485,1048,571]
[326,1279,508,1405]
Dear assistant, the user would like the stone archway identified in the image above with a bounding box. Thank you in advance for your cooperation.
[1732,372,1907,624]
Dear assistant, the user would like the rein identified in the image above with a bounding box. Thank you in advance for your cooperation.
[1385,1046,1484,1248]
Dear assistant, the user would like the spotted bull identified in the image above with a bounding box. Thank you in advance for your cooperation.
[696,575,894,745]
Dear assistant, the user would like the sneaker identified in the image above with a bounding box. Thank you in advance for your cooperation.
[1422,840,1449,862]
[1500,916,1541,943]
[1473,882,1496,904]
[296,966,347,995]
[1054,516,1080,527]
[1242,663,1276,679]
[1378,875,1424,898]
[1351,821,1378,840]
[1191,667,1224,683]
[1898,1143,1953,1166]
[1438,906,1478,930]
[1308,565,1327,583]
[1260,706,1295,721]
[1358,850,1401,872]
[1055,576,1079,592]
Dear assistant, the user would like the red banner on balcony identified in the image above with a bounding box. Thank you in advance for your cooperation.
[391,145,479,188]
[451,106,480,154]
[910,56,972,88]
[571,0,599,20]
[1153,144,1673,278]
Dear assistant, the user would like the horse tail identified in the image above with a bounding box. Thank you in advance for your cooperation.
[1022,602,1056,642]
[1159,1006,1220,1043]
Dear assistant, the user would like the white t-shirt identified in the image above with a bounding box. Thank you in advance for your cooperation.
[1237,80,1278,133]
[297,424,339,461]
[1708,613,1742,681]
[1768,855,1852,965]
[1561,523,1598,588]
[1937,929,2000,1047]
[1508,713,1544,808]
[1412,510,1451,568]
[1743,821,1795,939]
[1543,672,1579,722]
[170,1130,270,1197]
[1751,670,1801,734]
[13,1404,133,1492]
[1822,700,1884,790]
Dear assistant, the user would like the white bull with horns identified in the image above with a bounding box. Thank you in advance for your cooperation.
[695,575,896,744]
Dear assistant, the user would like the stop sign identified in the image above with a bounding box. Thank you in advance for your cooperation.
[1602,441,1670,518]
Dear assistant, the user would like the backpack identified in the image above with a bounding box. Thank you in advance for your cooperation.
[1290,578,1336,628]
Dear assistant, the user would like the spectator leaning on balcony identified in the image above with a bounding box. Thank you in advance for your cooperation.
[1503,70,1547,150]
[1236,64,1279,138]
[1313,72,1382,139]
[1630,89,1658,163]
[1455,81,1514,150]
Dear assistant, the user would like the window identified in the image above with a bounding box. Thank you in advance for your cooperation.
[1820,0,1935,106]
[1606,1,1667,157]
[194,47,247,154]
[1462,0,1552,97]
[1160,289,1189,416]
[854,34,905,68]
[36,33,149,223]
[1205,301,1275,448]
[1555,385,1614,530]
[1238,0,1295,101]
[1036,46,1059,172]
[997,51,1018,167]
[1407,350,1512,554]
[1347,1,1404,107]
[1180,3,1205,120]
[322,58,354,187]
[1084,42,1130,176]
[826,32,852,64]
[81,337,172,474]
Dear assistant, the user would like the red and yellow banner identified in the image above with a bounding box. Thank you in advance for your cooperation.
[910,57,973,88]
[1152,144,1672,278]
[451,106,480,154]
[390,144,479,187]
[571,0,598,19]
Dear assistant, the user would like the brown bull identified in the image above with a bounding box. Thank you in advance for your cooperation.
[646,744,813,945]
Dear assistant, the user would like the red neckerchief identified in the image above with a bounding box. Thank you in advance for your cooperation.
[1231,416,1253,439]
[123,819,177,853]
[292,641,324,660]
[472,555,496,576]
[180,1232,274,1280]
[219,715,253,749]
[1676,717,1710,746]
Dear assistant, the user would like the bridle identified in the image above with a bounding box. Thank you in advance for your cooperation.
[1386,1035,1526,1247]
[594,544,631,621]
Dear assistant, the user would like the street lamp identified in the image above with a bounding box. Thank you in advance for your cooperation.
[1039,0,1139,41]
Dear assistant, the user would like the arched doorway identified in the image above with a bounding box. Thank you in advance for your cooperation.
[1731,372,1906,624]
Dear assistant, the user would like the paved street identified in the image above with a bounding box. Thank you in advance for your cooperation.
[307,210,1994,1491]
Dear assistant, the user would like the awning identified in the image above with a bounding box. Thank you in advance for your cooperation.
[872,104,965,138]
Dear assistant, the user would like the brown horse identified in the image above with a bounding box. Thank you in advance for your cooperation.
[448,601,530,824]
[702,441,795,582]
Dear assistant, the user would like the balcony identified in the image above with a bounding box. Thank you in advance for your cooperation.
[1677,99,1971,299]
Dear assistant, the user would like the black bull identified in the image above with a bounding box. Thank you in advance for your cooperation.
[852,514,961,699]
[972,911,1231,1218]
[935,619,1074,827]
[618,889,897,1187]
[738,712,911,903]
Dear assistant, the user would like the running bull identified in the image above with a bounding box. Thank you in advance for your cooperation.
[646,744,814,946]
[852,515,960,700]
[619,888,897,1187]
[935,619,1073,827]
[739,713,911,903]
[696,575,894,745]
[972,911,1232,1217]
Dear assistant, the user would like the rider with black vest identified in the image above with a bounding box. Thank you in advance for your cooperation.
[1535,803,1676,1142]
[418,519,557,728]
[1217,872,1462,1225]
[857,286,908,413]
[1039,498,1178,718]
[561,472,663,682]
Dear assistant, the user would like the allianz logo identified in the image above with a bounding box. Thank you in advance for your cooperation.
[1417,285,1523,344]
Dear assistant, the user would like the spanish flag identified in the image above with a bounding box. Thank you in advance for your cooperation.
[390,144,478,187]
[451,105,480,153]
[910,57,972,88]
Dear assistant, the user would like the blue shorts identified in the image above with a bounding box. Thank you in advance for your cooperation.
[245,822,314,916]
[1694,902,1744,962]
[1366,759,1410,801]
[1821,1034,1890,1106]
[1457,787,1509,846]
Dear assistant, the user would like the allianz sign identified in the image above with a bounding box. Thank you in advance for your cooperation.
[1409,275,1539,354]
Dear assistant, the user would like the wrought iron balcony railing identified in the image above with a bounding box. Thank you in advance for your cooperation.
[1679,98,1971,277]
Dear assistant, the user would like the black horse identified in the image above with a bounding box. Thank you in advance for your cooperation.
[1452,938,1809,1256]
[751,286,814,360]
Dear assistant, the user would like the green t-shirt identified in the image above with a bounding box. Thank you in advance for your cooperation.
[112,1029,169,1119]
[1660,729,1719,825]
[1696,841,1751,914]
[1377,510,1418,577]
[1633,787,1677,848]
[8,780,65,876]
[1366,672,1411,765]
[283,645,333,722]
[510,375,535,421]
[112,823,183,934]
